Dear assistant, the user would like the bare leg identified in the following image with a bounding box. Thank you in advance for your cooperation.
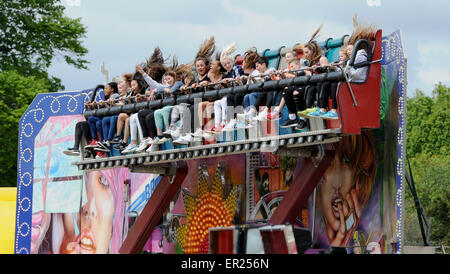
[123,118,130,143]
[116,113,129,137]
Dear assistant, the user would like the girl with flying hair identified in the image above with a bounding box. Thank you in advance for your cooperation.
[344,15,376,83]
[208,42,244,134]
[117,48,168,152]
[174,37,217,144]
[281,25,330,128]
[222,48,259,132]
[314,15,377,120]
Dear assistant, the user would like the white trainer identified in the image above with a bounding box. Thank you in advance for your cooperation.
[121,144,137,154]
[146,144,158,152]
[135,140,149,152]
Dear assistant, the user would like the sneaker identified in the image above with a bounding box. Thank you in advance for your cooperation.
[280,118,299,128]
[320,110,338,120]
[181,134,201,144]
[146,144,159,152]
[294,119,308,130]
[143,137,154,146]
[163,125,178,138]
[173,135,188,145]
[63,147,80,156]
[236,120,253,129]
[163,128,181,139]
[95,152,107,159]
[121,143,138,154]
[192,128,204,138]
[98,141,110,150]
[113,141,127,151]
[94,146,110,153]
[307,109,327,118]
[203,132,213,139]
[237,111,255,123]
[254,109,268,121]
[147,137,159,145]
[206,125,224,134]
[157,137,170,144]
[110,136,122,144]
[222,119,237,132]
[135,140,150,153]
[171,128,182,139]
[236,112,248,121]
[267,110,280,121]
[85,140,99,149]
[84,150,93,159]
[177,134,195,145]
[297,107,318,118]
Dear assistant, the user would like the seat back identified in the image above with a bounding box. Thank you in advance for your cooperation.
[263,47,284,69]
[326,35,349,63]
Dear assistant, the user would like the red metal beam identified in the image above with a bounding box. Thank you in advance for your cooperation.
[119,162,188,254]
[269,149,335,225]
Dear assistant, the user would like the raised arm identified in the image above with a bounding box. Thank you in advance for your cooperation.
[135,65,168,91]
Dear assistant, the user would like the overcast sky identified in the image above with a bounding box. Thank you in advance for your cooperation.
[49,0,450,96]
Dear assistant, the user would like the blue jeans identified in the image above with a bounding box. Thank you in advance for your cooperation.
[87,116,103,141]
[243,92,259,111]
[102,115,118,141]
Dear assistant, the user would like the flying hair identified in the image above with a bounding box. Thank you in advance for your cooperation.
[220,42,236,64]
[348,14,377,46]
[305,25,324,65]
[174,63,194,81]
[142,47,167,82]
[195,36,216,64]
[146,47,165,68]
[308,24,323,43]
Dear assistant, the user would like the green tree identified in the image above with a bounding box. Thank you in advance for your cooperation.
[0,71,50,187]
[0,0,89,91]
[405,83,450,246]
[406,83,450,157]
[0,0,88,187]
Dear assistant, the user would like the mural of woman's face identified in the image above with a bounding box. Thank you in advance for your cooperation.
[78,171,115,254]
[319,152,360,246]
[30,211,51,254]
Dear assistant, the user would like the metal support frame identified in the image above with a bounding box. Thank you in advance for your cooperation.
[269,149,335,225]
[74,129,341,171]
[119,161,188,254]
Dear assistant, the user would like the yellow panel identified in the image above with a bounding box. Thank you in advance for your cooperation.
[0,188,17,254]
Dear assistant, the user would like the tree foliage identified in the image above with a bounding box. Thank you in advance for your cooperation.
[0,71,50,187]
[406,83,450,157]
[405,83,450,246]
[0,0,88,91]
[0,0,88,187]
